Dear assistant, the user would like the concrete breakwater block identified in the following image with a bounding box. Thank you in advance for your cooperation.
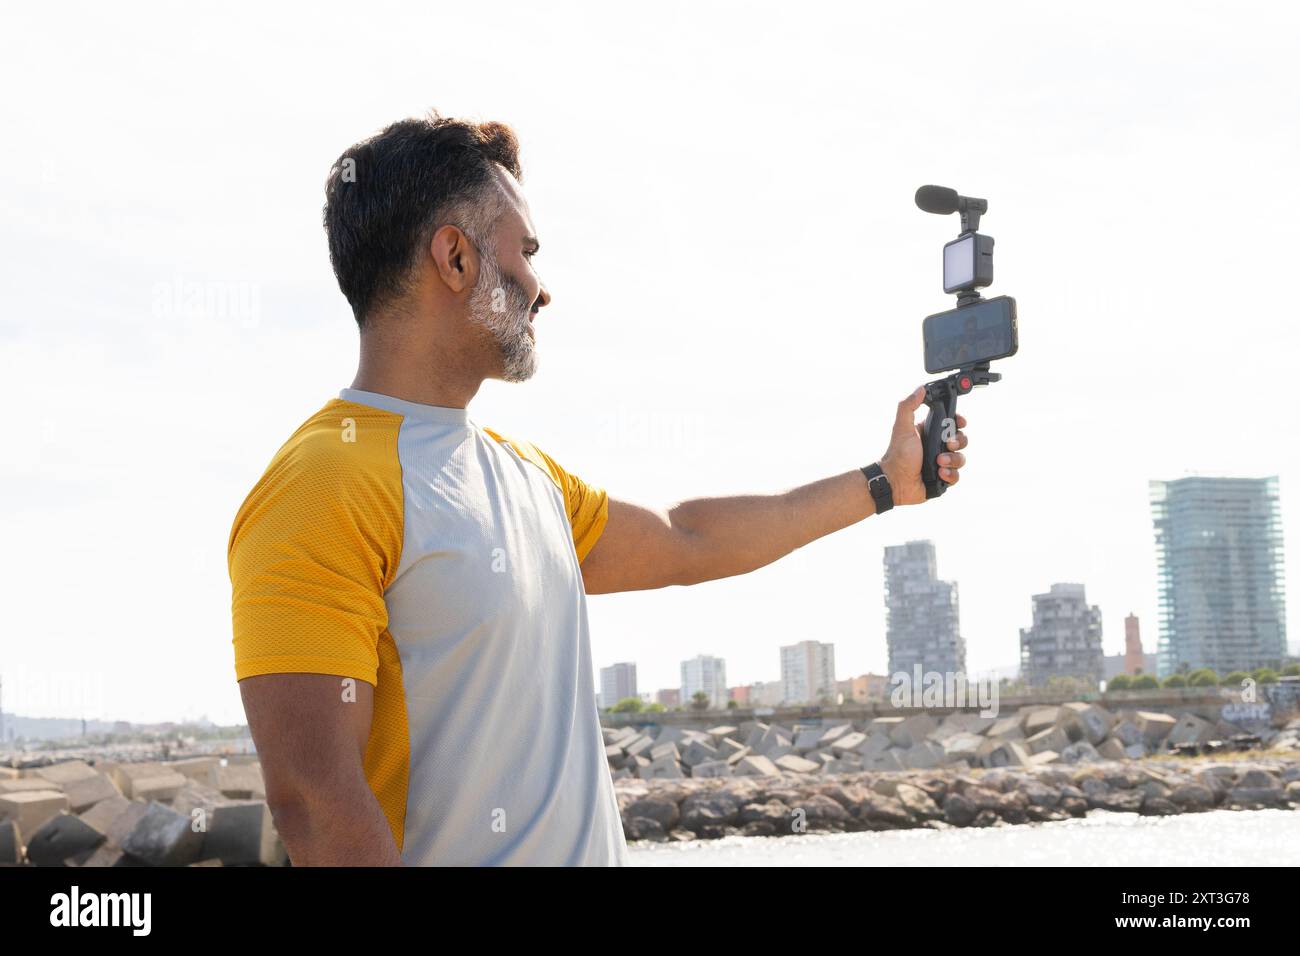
[204,801,287,866]
[81,797,149,849]
[0,820,22,865]
[1023,707,1061,737]
[33,760,101,786]
[121,802,204,867]
[1064,702,1115,744]
[734,755,780,776]
[1167,713,1214,747]
[0,790,70,843]
[25,813,106,866]
[887,715,937,749]
[1134,711,1178,745]
[63,773,123,813]
[979,739,1030,768]
[691,760,732,779]
[774,754,820,774]
[215,763,266,800]
[166,757,222,787]
[1026,726,1071,756]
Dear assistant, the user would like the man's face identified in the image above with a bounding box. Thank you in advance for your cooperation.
[465,168,550,383]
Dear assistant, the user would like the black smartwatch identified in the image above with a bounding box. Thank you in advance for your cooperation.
[861,462,894,514]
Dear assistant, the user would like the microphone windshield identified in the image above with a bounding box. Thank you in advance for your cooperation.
[915,185,960,215]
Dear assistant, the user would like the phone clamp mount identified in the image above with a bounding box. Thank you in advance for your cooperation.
[921,360,999,499]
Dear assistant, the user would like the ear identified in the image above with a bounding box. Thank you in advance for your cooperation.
[429,224,478,294]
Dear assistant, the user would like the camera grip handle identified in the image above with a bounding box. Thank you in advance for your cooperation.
[921,381,956,499]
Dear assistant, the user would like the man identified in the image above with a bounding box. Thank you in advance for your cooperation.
[228,113,969,866]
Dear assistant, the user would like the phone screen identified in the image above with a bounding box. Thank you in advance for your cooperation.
[923,295,1018,374]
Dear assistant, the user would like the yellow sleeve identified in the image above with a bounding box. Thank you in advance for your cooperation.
[228,403,405,684]
[482,428,610,563]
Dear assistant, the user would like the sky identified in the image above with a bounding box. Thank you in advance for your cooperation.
[1,1,1296,725]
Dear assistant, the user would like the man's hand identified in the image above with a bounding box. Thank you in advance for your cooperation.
[879,385,968,506]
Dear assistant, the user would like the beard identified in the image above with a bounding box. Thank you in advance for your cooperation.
[466,250,537,383]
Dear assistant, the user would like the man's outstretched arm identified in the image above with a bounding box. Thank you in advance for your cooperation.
[580,387,968,595]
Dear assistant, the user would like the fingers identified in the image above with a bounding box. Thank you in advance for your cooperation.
[939,448,966,485]
[934,405,969,484]
[894,386,926,438]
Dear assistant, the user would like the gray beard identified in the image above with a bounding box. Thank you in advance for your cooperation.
[468,253,537,383]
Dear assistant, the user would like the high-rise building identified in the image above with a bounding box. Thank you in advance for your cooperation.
[1124,613,1145,674]
[598,662,637,709]
[1150,476,1287,677]
[779,640,836,704]
[884,540,965,676]
[680,655,727,709]
[1019,583,1104,688]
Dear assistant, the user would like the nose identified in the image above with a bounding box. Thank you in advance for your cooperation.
[534,283,551,311]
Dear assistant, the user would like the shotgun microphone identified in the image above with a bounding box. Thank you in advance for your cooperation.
[915,185,960,215]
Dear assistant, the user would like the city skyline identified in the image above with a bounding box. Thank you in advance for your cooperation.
[597,497,1292,706]
[4,474,1290,724]
[7,477,1290,724]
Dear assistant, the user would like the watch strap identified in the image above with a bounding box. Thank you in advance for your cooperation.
[861,462,894,514]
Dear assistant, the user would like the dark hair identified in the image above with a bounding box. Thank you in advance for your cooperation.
[323,112,522,326]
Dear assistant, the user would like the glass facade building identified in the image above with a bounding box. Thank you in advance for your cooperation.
[1150,476,1287,677]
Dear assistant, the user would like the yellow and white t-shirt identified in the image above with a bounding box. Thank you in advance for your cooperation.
[227,388,627,866]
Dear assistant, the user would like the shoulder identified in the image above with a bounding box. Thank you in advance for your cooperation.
[229,400,405,561]
[283,398,403,474]
[256,399,403,493]
[481,425,565,492]
[479,424,609,562]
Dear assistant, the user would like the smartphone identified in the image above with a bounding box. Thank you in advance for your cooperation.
[923,295,1018,374]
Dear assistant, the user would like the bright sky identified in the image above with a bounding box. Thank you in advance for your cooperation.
[2,1,1296,725]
